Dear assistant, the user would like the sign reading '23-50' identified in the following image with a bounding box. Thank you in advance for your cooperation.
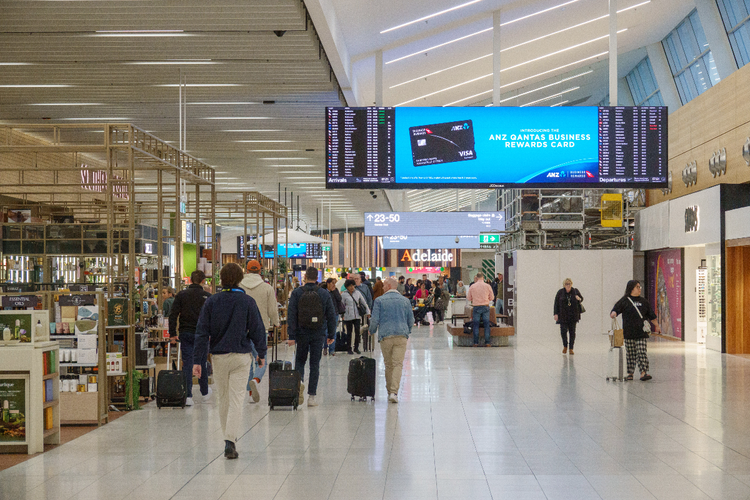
[364,212,505,237]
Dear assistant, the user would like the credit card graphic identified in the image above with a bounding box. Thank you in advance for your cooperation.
[409,120,476,166]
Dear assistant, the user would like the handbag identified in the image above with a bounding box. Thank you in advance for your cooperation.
[576,289,585,313]
[348,291,368,318]
[627,297,651,333]
[609,318,624,347]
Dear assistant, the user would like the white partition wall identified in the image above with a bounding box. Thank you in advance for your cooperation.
[514,249,633,338]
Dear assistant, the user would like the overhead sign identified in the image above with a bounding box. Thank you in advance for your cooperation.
[365,211,504,237]
[478,233,501,244]
[382,235,479,249]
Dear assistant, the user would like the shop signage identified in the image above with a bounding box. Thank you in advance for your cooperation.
[80,164,129,200]
[406,267,445,274]
[107,298,128,326]
[59,295,95,307]
[1,295,38,308]
[69,285,92,292]
[399,249,454,263]
[685,205,699,233]
[144,243,153,254]
[0,377,27,443]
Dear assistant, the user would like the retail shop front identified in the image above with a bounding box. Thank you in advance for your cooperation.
[636,184,750,352]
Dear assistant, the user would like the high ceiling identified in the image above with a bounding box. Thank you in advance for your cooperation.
[0,0,695,230]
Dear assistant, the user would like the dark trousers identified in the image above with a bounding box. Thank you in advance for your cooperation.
[295,333,325,396]
[344,319,361,351]
[179,331,208,398]
[560,322,577,349]
[472,305,491,345]
[433,308,444,323]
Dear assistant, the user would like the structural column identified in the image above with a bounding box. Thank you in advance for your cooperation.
[646,42,682,112]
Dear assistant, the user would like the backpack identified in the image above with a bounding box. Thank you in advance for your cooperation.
[297,287,324,329]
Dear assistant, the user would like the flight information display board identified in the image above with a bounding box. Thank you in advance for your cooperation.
[365,212,505,237]
[326,106,667,189]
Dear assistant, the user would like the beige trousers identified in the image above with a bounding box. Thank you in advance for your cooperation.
[212,352,252,442]
[380,336,408,395]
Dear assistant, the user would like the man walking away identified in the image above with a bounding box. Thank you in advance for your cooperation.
[194,263,267,459]
[370,277,413,403]
[287,267,337,407]
[466,272,495,347]
[240,259,280,402]
[169,270,211,406]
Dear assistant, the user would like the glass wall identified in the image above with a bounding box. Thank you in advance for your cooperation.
[716,0,750,67]
[662,10,721,104]
[626,58,665,106]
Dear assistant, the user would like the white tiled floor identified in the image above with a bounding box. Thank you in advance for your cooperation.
[4,323,750,500]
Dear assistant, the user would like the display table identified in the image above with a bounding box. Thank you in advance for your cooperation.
[0,341,60,454]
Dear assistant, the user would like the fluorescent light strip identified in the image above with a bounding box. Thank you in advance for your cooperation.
[195,103,260,106]
[264,164,317,167]
[204,117,273,120]
[235,140,294,143]
[279,171,320,174]
[96,30,184,33]
[0,84,72,88]
[0,63,32,66]
[520,87,579,106]
[258,157,310,160]
[435,51,609,107]
[381,0,482,33]
[30,103,102,106]
[248,149,302,152]
[394,73,492,106]
[388,1,648,86]
[386,0,581,65]
[386,28,492,65]
[61,117,131,121]
[158,84,240,87]
[390,54,492,89]
[223,130,284,133]
[550,100,569,107]
[125,60,215,65]
[444,69,591,106]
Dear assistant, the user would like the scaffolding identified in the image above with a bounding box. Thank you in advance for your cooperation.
[0,123,216,408]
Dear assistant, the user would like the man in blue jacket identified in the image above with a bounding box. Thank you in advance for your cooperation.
[369,277,414,404]
[194,263,267,459]
[287,267,337,408]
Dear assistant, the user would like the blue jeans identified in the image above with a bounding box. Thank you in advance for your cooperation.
[179,331,208,398]
[247,343,267,390]
[295,333,325,396]
[326,317,340,354]
[472,305,491,345]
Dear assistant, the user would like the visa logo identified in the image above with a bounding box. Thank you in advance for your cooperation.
[458,150,473,157]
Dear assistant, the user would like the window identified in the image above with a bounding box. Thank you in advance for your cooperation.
[662,10,721,104]
[598,94,609,106]
[626,58,665,106]
[717,0,750,67]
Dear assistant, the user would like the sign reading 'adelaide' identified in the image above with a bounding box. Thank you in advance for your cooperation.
[399,249,454,263]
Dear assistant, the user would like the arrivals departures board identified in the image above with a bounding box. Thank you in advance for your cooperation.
[326,106,668,189]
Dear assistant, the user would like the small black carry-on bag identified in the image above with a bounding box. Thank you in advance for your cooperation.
[335,316,350,352]
[268,327,301,410]
[347,356,376,402]
[157,341,187,408]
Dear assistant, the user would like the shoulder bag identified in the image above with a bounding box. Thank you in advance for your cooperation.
[348,290,368,318]
[627,297,651,333]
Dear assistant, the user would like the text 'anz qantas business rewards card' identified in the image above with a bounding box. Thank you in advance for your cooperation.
[409,120,477,167]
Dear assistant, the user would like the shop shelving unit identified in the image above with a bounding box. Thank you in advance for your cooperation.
[0,123,217,408]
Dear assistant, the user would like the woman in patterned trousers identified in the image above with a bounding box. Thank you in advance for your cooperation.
[610,280,660,381]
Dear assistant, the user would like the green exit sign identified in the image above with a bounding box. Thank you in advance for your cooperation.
[322,245,331,251]
[479,234,500,244]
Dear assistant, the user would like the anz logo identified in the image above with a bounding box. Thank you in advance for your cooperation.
[451,122,470,131]
[546,172,566,178]
[685,205,699,233]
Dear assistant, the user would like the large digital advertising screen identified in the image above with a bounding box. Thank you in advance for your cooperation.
[326,106,667,189]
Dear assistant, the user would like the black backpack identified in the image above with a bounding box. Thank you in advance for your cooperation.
[297,287,324,329]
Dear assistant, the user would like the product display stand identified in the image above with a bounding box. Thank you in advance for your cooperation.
[0,341,60,454]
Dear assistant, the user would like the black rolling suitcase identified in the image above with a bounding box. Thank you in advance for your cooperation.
[268,328,301,410]
[335,317,350,352]
[348,356,376,402]
[157,342,187,408]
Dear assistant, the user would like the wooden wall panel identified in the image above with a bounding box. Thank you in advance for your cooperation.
[726,246,750,354]
[646,61,750,207]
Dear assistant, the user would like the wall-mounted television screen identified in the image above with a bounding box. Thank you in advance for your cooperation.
[326,106,667,189]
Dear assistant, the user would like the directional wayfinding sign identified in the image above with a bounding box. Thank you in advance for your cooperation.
[479,233,501,244]
[365,211,505,237]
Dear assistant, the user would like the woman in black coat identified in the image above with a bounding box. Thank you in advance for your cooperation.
[610,280,660,381]
[553,278,583,355]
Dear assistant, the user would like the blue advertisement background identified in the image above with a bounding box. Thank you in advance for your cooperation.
[394,107,599,184]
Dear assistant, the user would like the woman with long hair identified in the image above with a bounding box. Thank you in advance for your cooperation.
[610,280,660,381]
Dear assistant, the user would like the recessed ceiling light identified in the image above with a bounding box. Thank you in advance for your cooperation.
[235,140,294,143]
[258,157,310,160]
[125,60,216,65]
[222,130,283,133]
[93,30,190,37]
[380,0,482,34]
[60,117,131,121]
[29,103,102,106]
[0,63,33,66]
[390,54,492,89]
[248,149,302,152]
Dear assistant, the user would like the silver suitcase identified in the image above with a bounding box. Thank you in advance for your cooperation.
[606,346,624,381]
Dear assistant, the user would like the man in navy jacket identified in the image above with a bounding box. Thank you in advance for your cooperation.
[194,263,267,459]
[287,267,337,408]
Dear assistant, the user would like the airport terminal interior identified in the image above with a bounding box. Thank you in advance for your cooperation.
[2,0,750,499]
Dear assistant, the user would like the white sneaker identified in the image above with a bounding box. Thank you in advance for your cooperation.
[388,394,398,404]
[298,382,305,405]
[248,379,260,403]
[307,395,318,407]
[202,387,213,403]
[185,397,194,407]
